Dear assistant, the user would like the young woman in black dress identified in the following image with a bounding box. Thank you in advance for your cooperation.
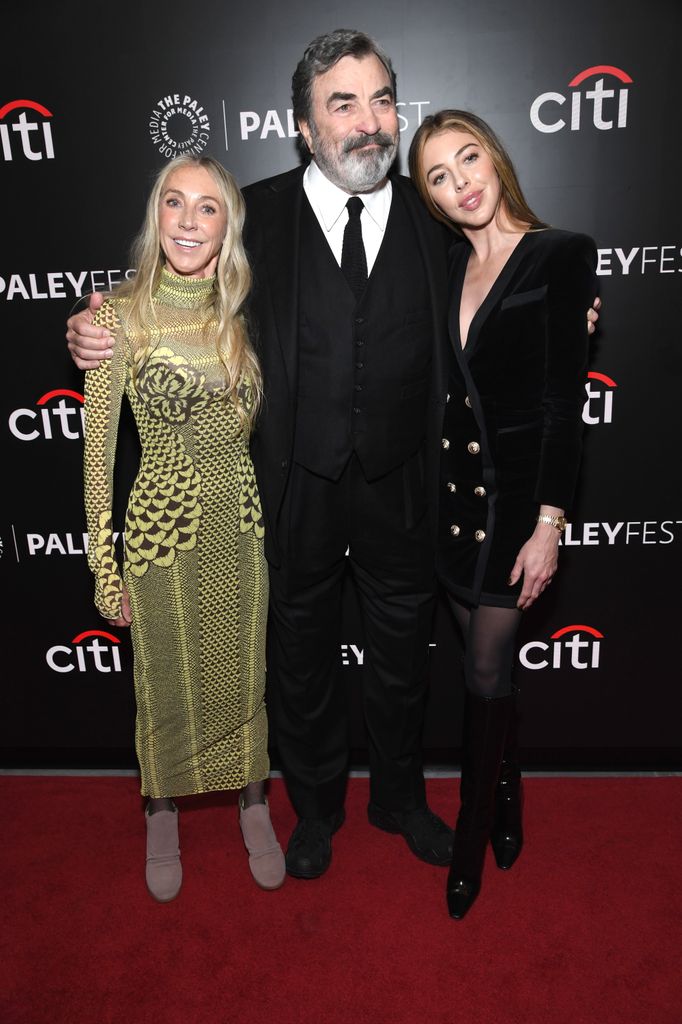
[409,111,597,919]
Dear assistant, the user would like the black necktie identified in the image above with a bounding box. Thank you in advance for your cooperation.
[341,196,368,300]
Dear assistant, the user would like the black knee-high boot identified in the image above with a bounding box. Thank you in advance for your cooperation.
[447,692,513,920]
[491,689,524,870]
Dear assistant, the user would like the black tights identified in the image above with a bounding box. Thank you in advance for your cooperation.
[448,597,522,699]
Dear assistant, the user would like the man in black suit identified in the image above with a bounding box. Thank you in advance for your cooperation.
[67,29,454,879]
[241,30,453,877]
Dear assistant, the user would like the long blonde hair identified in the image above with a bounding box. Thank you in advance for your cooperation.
[117,155,261,431]
[408,109,546,235]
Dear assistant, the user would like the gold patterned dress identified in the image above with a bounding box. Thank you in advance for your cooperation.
[84,268,269,798]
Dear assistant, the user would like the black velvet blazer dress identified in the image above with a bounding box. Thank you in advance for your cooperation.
[437,228,597,608]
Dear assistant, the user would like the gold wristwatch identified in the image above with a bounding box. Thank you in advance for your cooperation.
[537,514,567,532]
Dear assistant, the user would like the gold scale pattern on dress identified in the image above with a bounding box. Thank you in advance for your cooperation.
[84,269,268,797]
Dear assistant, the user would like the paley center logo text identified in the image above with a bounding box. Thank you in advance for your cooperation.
[9,389,84,442]
[149,93,211,158]
[530,66,632,133]
[46,629,124,674]
[519,624,603,670]
[0,99,54,161]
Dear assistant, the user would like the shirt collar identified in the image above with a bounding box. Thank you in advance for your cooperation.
[303,159,392,234]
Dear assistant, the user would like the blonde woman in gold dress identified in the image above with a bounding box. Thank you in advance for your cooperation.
[83,155,285,901]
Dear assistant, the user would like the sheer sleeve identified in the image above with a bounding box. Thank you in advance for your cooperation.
[83,299,129,619]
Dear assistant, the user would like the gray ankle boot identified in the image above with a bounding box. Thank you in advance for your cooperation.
[145,803,182,902]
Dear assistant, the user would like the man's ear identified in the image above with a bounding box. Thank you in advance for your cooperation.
[298,119,314,154]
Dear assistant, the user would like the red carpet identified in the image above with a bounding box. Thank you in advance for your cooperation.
[2,776,680,1024]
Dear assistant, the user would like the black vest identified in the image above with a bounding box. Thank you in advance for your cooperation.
[294,187,432,481]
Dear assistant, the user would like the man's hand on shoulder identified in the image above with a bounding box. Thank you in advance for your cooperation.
[66,291,113,370]
[587,295,601,336]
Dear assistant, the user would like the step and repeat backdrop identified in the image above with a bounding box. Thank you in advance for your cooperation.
[2,0,680,769]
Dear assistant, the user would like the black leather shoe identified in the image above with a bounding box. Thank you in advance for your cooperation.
[285,810,345,879]
[367,803,453,866]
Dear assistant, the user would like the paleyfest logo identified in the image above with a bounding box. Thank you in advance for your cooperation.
[519,624,604,671]
[46,629,124,674]
[530,65,632,133]
[0,268,134,302]
[149,93,211,159]
[229,99,432,145]
[8,388,84,442]
[0,99,54,161]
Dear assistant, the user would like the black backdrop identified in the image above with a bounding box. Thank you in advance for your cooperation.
[2,0,681,770]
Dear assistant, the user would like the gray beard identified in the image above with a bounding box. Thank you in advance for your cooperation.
[311,129,398,193]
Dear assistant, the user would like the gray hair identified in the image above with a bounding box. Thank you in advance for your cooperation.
[292,28,397,127]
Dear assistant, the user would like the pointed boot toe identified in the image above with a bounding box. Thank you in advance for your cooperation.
[491,829,523,870]
[446,875,481,920]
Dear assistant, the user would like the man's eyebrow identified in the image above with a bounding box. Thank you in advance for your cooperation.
[327,91,357,107]
[325,85,394,109]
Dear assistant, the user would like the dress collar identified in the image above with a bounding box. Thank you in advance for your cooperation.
[155,266,216,309]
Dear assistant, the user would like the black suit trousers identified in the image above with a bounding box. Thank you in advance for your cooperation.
[267,451,436,819]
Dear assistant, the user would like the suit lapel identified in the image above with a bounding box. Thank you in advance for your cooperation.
[394,178,449,401]
[459,231,533,359]
[261,169,304,393]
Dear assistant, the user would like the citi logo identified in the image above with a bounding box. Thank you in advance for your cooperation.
[46,629,123,674]
[530,66,632,133]
[8,389,84,442]
[519,624,603,671]
[583,371,616,425]
[0,99,55,161]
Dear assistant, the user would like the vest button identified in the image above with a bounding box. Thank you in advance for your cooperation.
[474,486,486,497]
[354,384,363,392]
[355,316,365,325]
[356,339,365,347]
[450,524,461,537]
[442,438,450,450]
[355,362,364,369]
[467,441,480,454]
[475,530,486,542]
[353,407,361,414]
[465,396,472,408]
[447,482,457,493]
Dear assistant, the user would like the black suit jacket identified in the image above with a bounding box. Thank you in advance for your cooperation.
[243,166,450,566]
[438,228,597,604]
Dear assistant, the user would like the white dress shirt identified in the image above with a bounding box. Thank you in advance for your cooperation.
[302,158,392,274]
